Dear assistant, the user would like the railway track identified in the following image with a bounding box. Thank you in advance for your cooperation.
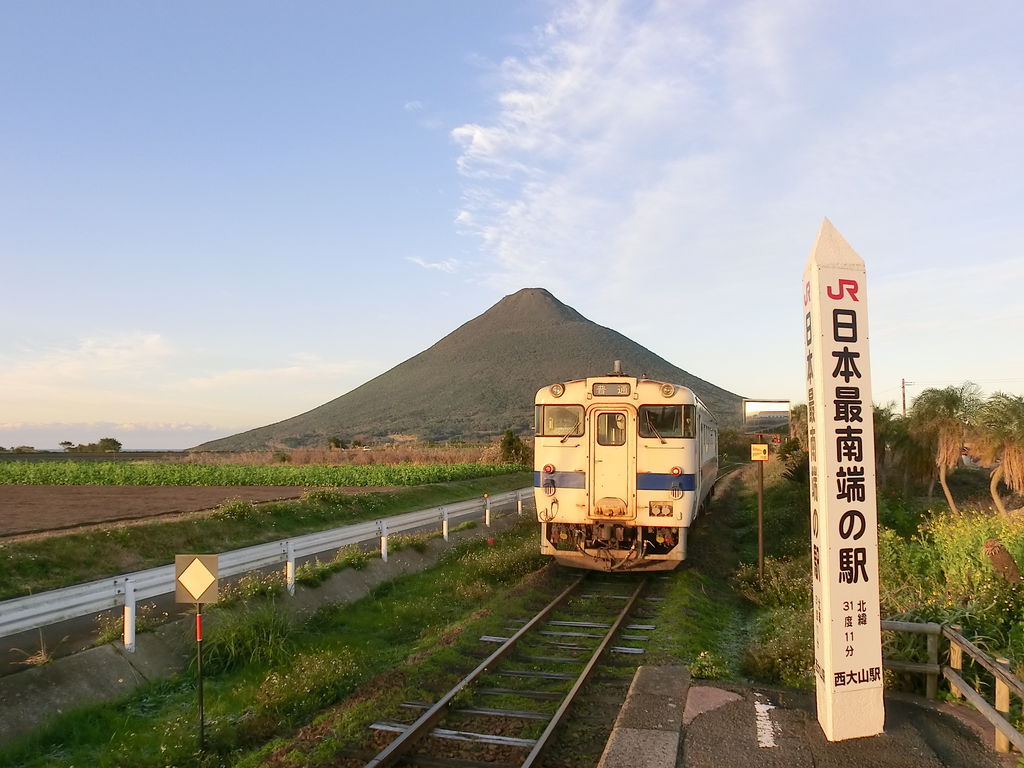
[360,573,655,767]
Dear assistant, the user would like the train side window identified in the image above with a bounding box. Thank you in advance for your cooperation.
[537,405,584,437]
[597,412,627,445]
[682,405,696,438]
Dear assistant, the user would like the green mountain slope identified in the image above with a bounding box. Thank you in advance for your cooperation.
[194,288,744,450]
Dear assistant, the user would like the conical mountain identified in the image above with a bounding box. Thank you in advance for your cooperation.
[194,288,743,450]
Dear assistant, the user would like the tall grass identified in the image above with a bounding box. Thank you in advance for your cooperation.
[0,461,526,486]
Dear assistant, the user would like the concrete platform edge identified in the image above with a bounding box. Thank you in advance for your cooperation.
[598,665,690,768]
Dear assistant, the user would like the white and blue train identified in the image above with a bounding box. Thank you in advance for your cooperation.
[533,363,718,571]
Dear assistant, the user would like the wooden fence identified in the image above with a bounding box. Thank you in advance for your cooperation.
[882,619,1024,755]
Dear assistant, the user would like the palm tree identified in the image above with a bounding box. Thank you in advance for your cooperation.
[909,383,982,515]
[970,393,1024,517]
[789,403,809,451]
[872,403,899,489]
[889,415,935,498]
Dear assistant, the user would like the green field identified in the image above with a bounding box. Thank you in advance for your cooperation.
[0,461,526,486]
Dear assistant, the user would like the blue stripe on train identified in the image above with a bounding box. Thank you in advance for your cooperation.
[533,471,587,488]
[636,473,696,491]
[535,471,696,491]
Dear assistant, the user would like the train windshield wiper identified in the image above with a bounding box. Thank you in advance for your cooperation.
[560,417,582,443]
[646,413,666,444]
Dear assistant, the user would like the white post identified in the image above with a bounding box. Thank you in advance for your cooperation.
[484,494,491,527]
[441,507,449,541]
[285,540,296,596]
[122,577,136,653]
[379,520,389,563]
[517,490,523,516]
[803,218,884,740]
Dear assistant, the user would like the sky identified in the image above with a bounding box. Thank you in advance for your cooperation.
[2,1,1023,450]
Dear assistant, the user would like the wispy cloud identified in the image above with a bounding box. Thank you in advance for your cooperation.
[1,333,174,382]
[178,357,369,391]
[450,0,819,296]
[406,256,459,273]
[0,333,378,430]
[449,0,1024,404]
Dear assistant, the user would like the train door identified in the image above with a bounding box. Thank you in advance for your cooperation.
[589,407,635,518]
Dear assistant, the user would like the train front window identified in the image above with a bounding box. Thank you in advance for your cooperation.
[597,412,627,446]
[638,405,696,438]
[537,405,584,437]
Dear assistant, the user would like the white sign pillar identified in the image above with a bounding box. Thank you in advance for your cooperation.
[803,218,884,741]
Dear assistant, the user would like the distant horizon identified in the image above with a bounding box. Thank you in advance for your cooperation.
[0,423,240,452]
[2,447,187,454]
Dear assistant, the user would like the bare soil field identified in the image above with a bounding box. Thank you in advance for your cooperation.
[0,485,315,539]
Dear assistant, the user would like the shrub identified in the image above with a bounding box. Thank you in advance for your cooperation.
[878,509,1024,662]
[743,606,814,688]
[198,601,294,675]
[390,533,430,554]
[734,556,811,610]
[214,499,261,522]
[690,650,729,679]
[95,602,170,645]
[295,546,374,588]
[301,489,351,506]
[220,571,286,604]
[254,648,361,720]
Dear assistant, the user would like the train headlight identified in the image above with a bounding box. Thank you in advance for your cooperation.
[543,464,555,474]
[550,383,565,397]
[661,383,675,398]
[670,466,682,475]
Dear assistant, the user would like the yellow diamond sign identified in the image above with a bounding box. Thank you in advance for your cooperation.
[175,555,219,603]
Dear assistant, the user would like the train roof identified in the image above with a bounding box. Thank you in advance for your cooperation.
[535,374,718,424]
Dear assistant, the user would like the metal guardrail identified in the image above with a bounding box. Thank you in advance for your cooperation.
[0,488,531,651]
[882,619,1024,755]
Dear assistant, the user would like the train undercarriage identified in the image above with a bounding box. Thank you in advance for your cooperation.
[541,522,686,571]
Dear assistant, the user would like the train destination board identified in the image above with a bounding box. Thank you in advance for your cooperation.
[802,218,884,741]
[592,382,631,397]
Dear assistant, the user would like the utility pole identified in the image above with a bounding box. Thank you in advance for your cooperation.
[901,379,914,417]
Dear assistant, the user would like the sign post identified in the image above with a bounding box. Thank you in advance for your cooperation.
[803,218,884,740]
[175,554,219,752]
[744,401,788,584]
[750,442,769,581]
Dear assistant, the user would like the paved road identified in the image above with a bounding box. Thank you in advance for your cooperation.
[681,683,1016,768]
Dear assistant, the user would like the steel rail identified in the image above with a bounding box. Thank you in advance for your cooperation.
[519,576,647,767]
[363,575,586,768]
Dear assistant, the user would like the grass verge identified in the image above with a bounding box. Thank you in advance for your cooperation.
[0,473,530,599]
[0,518,549,768]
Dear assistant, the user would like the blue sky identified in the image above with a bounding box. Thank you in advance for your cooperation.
[3,1,1022,450]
